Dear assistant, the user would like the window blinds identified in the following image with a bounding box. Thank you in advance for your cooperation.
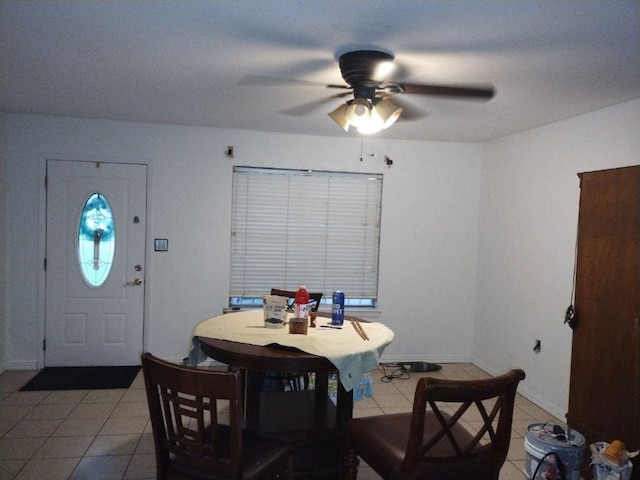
[230,166,383,300]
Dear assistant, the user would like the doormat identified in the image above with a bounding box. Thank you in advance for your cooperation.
[20,366,141,391]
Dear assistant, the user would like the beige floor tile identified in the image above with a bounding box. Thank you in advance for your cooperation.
[356,465,384,479]
[0,459,27,479]
[14,457,80,480]
[53,418,106,437]
[0,371,38,393]
[511,459,527,477]
[0,437,47,460]
[516,402,549,419]
[0,362,561,480]
[388,380,419,397]
[372,393,412,408]
[99,417,148,436]
[380,406,412,415]
[0,404,34,423]
[110,401,149,418]
[124,453,156,479]
[69,454,132,480]
[0,419,19,437]
[515,394,535,407]
[34,436,94,458]
[69,402,117,419]
[500,460,528,479]
[133,433,154,455]
[41,390,88,405]
[24,403,75,421]
[368,380,401,395]
[4,419,63,438]
[513,419,536,438]
[82,390,126,404]
[507,438,528,461]
[128,373,145,390]
[86,434,140,456]
[460,363,491,377]
[119,388,146,403]
[512,406,535,422]
[1,391,50,406]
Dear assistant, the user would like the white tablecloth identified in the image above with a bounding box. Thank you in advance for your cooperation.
[189,310,394,392]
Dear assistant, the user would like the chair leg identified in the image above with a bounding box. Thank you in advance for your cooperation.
[342,445,359,480]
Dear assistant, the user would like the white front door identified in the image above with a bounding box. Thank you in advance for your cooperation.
[45,160,147,366]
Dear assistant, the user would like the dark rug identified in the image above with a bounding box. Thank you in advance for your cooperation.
[20,365,141,391]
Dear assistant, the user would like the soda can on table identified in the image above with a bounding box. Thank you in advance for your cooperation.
[331,291,345,325]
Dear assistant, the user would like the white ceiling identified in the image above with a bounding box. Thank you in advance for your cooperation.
[1,0,639,142]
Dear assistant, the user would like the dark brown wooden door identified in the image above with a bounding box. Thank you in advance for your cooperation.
[567,165,640,478]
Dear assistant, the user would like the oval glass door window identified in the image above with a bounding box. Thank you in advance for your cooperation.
[77,193,115,287]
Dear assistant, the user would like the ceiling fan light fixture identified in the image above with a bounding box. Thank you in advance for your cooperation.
[356,115,383,135]
[344,97,371,127]
[373,98,403,129]
[328,103,350,131]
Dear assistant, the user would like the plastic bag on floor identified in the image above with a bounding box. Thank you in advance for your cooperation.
[591,442,633,480]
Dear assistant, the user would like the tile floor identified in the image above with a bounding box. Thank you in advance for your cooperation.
[0,363,558,480]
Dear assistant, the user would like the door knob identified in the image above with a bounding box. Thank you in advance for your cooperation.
[124,278,143,287]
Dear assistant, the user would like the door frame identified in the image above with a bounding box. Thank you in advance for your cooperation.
[37,155,152,369]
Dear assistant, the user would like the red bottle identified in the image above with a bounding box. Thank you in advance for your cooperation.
[294,285,310,319]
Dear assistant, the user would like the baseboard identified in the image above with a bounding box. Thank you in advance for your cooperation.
[380,354,473,364]
[5,360,39,370]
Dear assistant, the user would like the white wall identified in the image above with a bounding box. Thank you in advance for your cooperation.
[4,114,481,371]
[0,112,7,372]
[475,98,640,419]
[5,99,637,419]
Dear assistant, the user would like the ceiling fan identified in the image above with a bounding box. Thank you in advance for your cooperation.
[244,49,496,134]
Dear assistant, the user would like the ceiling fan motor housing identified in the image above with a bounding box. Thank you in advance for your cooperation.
[339,50,394,94]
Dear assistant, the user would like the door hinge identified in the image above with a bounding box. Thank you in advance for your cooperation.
[44,258,47,270]
[43,338,46,351]
[44,175,48,188]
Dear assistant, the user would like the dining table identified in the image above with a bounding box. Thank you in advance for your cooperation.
[189,309,394,479]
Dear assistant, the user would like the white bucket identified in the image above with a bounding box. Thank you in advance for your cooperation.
[524,423,586,480]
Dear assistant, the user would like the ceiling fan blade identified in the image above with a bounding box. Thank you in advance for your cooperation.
[399,83,495,100]
[240,75,333,88]
[280,91,351,116]
[388,96,428,120]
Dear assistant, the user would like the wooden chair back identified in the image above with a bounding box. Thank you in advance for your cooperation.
[343,368,525,480]
[142,352,244,478]
[404,369,525,479]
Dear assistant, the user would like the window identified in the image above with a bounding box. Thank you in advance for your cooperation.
[77,193,115,287]
[230,166,383,308]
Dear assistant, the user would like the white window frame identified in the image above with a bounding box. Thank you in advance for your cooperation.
[229,166,383,308]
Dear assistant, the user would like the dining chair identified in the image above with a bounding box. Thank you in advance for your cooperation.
[267,288,324,391]
[342,368,525,480]
[141,352,294,480]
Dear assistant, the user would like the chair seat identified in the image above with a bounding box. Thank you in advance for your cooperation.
[346,412,490,480]
[170,430,293,480]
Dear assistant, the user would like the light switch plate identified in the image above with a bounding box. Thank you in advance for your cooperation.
[154,238,168,252]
